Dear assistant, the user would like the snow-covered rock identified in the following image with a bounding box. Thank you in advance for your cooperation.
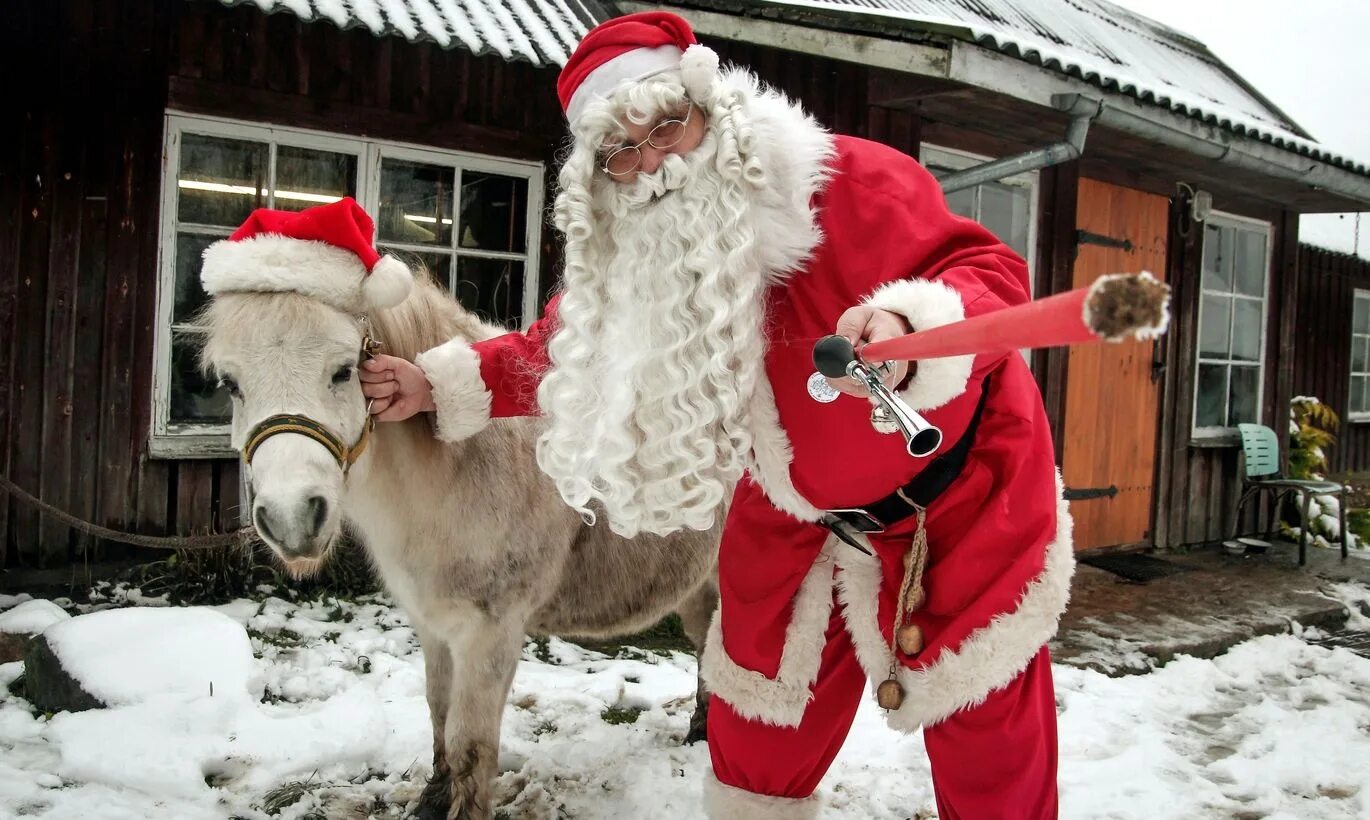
[0,599,70,664]
[26,607,261,713]
[0,599,70,635]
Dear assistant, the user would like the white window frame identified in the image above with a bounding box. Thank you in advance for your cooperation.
[1350,289,1370,423]
[1191,211,1272,441]
[151,112,545,459]
[918,143,1039,281]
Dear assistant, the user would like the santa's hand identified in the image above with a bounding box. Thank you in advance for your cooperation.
[827,306,913,398]
[360,354,436,422]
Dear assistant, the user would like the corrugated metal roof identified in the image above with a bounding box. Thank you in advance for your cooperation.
[219,0,601,66]
[754,0,1368,176]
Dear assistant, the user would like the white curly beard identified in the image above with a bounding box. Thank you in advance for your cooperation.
[536,130,769,537]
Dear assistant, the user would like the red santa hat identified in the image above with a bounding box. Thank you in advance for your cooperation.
[200,197,413,311]
[557,11,720,126]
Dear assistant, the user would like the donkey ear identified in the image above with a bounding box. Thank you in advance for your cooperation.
[363,256,414,309]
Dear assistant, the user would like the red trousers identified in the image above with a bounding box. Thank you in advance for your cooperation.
[708,606,1059,818]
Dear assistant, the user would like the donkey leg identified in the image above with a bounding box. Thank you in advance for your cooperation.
[439,610,527,820]
[414,627,456,820]
[676,578,719,745]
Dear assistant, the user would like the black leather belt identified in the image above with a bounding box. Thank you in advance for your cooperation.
[822,375,992,553]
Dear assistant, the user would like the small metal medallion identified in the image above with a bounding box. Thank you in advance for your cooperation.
[807,371,840,403]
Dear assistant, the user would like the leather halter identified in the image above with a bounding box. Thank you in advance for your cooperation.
[241,318,382,478]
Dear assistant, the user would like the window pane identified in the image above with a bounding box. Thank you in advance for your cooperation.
[1352,376,1368,415]
[177,133,267,227]
[459,172,528,253]
[1202,224,1233,292]
[979,182,1031,259]
[1196,364,1228,429]
[273,145,356,211]
[1355,337,1369,374]
[1227,366,1260,427]
[455,257,524,327]
[378,159,454,247]
[173,232,225,324]
[1355,295,1370,335]
[170,333,231,424]
[943,185,975,219]
[1199,295,1232,358]
[383,247,453,293]
[1231,299,1262,362]
[1234,229,1266,297]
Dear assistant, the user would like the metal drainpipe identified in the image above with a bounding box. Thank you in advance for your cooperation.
[936,100,1100,194]
[1053,93,1370,208]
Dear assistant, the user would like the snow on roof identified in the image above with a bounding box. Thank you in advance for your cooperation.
[754,0,1368,176]
[220,0,599,67]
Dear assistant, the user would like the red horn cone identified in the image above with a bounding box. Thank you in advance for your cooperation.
[861,272,1170,363]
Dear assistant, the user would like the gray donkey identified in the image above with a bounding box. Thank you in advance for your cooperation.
[197,276,720,819]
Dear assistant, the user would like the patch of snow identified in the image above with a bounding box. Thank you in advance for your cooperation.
[43,607,261,706]
[1,593,1368,817]
[0,600,70,635]
[0,594,34,611]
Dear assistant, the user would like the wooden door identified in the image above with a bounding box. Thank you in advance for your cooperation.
[1062,179,1169,550]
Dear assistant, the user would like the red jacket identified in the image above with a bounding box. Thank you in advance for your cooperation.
[417,135,1074,731]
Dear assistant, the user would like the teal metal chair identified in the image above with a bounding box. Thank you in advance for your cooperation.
[1232,423,1349,566]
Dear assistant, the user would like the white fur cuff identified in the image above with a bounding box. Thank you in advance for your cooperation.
[699,554,834,727]
[414,338,493,443]
[703,773,821,820]
[861,278,974,411]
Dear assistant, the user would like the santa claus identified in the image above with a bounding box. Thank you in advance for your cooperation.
[361,10,1073,819]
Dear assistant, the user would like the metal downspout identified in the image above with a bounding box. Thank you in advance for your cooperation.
[936,100,1100,194]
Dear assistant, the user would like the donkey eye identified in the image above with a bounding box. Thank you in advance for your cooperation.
[331,365,354,385]
[218,376,242,399]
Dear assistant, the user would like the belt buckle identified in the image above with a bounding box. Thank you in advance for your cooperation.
[825,508,886,534]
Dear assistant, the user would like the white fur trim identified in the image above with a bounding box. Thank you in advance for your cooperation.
[703,772,821,820]
[745,372,825,523]
[201,235,370,312]
[861,278,974,411]
[679,44,718,101]
[362,255,414,309]
[700,548,835,727]
[567,44,683,125]
[414,338,493,443]
[833,473,1075,731]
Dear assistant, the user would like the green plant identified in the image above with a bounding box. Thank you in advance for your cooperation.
[1288,396,1339,480]
[1281,397,1361,550]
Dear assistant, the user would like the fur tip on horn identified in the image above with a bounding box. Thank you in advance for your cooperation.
[1083,272,1171,341]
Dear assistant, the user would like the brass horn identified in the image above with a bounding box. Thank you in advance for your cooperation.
[813,335,943,458]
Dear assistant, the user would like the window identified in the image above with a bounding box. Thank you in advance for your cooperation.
[153,114,544,456]
[1350,290,1370,422]
[1193,214,1270,438]
[920,144,1038,275]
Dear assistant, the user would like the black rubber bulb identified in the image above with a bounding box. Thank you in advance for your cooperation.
[812,335,856,379]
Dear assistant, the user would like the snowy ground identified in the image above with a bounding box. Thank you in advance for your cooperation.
[1,584,1369,819]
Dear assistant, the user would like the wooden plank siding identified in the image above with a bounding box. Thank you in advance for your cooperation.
[1292,246,1370,473]
[1,0,571,572]
[5,3,1351,574]
[1152,204,1302,548]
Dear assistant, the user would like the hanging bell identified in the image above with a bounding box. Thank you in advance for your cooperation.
[896,623,924,656]
[876,678,905,710]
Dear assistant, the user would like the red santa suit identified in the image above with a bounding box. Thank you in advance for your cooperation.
[413,12,1073,820]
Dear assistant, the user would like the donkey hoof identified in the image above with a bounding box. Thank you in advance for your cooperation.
[683,720,708,746]
[411,775,452,820]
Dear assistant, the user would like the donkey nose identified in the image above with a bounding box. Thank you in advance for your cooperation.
[306,495,328,538]
[254,503,283,547]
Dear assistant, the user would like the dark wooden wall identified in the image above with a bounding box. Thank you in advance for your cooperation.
[1152,206,1301,548]
[1293,246,1370,474]
[1,0,568,576]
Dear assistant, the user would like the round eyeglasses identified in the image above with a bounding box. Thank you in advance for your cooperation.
[600,106,694,177]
